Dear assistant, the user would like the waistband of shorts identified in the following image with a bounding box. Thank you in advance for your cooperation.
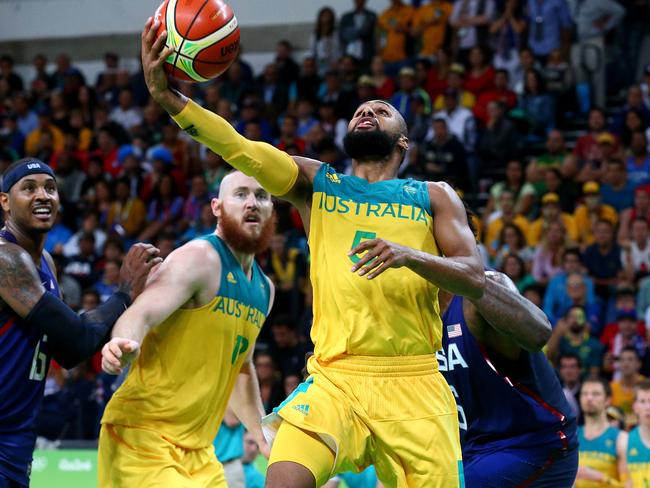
[316,354,439,376]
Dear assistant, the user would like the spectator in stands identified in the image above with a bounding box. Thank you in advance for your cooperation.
[274,39,300,86]
[369,56,396,100]
[583,219,624,308]
[415,117,468,189]
[544,248,596,324]
[610,347,645,427]
[64,231,100,289]
[572,108,618,175]
[622,218,650,283]
[532,220,570,284]
[243,431,265,488]
[339,0,377,69]
[44,212,73,256]
[547,306,605,379]
[94,259,121,303]
[179,202,217,245]
[253,352,285,414]
[110,88,142,133]
[269,315,312,378]
[612,85,650,134]
[573,181,618,247]
[543,48,574,120]
[377,0,414,75]
[63,211,107,257]
[291,56,322,106]
[619,186,650,245]
[256,63,290,122]
[139,173,183,243]
[558,353,583,416]
[13,93,38,138]
[476,100,520,172]
[276,114,306,155]
[473,68,517,126]
[489,0,527,80]
[433,87,476,150]
[91,126,120,177]
[219,62,253,109]
[106,178,146,241]
[318,101,347,150]
[600,159,635,213]
[603,311,647,369]
[391,67,432,119]
[25,108,65,156]
[410,0,452,59]
[528,192,577,245]
[311,7,341,77]
[433,63,476,110]
[484,159,536,221]
[449,0,496,65]
[528,133,575,200]
[490,220,534,269]
[484,189,530,250]
[620,108,648,149]
[355,75,378,106]
[641,64,650,109]
[500,252,536,292]
[626,131,650,187]
[526,0,572,62]
[30,54,54,92]
[0,54,24,95]
[53,139,86,206]
[518,69,556,138]
[567,0,624,108]
[464,46,495,97]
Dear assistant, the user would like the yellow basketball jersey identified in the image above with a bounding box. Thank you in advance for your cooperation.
[577,426,622,488]
[309,164,442,360]
[627,427,650,487]
[102,234,271,449]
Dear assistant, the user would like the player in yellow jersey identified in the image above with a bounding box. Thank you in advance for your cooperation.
[627,380,650,487]
[97,171,276,487]
[576,379,629,487]
[140,16,485,487]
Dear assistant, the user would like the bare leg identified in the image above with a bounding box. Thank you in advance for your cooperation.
[266,461,316,488]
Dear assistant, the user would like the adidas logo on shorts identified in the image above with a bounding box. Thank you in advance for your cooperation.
[292,404,310,416]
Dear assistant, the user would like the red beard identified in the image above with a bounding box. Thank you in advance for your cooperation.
[219,211,275,255]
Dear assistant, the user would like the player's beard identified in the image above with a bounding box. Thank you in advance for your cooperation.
[343,128,400,161]
[219,211,275,255]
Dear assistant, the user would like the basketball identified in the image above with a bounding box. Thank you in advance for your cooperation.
[154,0,240,82]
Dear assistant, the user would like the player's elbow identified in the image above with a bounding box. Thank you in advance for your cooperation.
[464,265,486,301]
[527,315,553,352]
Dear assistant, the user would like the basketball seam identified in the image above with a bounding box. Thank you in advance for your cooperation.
[172,0,212,80]
[192,27,239,72]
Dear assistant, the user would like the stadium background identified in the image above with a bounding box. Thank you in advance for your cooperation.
[1,0,650,486]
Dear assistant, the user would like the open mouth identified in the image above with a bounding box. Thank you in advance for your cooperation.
[356,117,377,130]
[244,214,260,224]
[32,206,52,219]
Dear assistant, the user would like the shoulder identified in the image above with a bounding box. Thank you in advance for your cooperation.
[0,240,36,271]
[166,239,222,274]
[426,181,464,212]
[42,250,57,274]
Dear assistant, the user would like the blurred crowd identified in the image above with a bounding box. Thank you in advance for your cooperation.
[1,0,650,459]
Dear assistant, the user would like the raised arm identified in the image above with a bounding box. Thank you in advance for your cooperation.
[349,181,485,299]
[102,240,216,374]
[0,242,159,368]
[463,271,552,360]
[140,18,318,209]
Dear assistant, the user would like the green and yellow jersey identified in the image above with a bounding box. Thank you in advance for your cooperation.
[627,427,650,487]
[577,426,623,487]
[102,234,271,449]
[309,164,442,360]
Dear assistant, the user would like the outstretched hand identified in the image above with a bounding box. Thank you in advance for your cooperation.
[119,243,163,300]
[348,239,413,280]
[101,337,140,375]
[141,16,175,100]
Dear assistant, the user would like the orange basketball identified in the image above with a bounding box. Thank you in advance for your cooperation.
[154,0,240,82]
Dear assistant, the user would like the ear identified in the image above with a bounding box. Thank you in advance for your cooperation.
[211,197,221,219]
[398,134,409,152]
[0,193,9,214]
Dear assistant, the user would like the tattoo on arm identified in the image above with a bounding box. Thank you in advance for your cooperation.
[0,244,46,317]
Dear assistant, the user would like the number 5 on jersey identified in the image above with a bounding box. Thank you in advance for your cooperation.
[349,230,377,264]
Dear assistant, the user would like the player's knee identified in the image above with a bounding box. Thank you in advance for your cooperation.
[266,461,316,488]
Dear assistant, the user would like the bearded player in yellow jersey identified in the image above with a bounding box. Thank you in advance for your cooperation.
[97,171,275,487]
[141,16,484,488]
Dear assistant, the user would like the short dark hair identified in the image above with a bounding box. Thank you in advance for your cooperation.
[583,377,612,397]
[558,352,582,369]
[620,346,641,361]
[562,248,582,262]
[271,314,295,330]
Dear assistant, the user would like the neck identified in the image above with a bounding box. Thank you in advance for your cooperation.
[640,424,650,439]
[621,373,637,386]
[216,229,254,276]
[598,243,611,252]
[3,221,46,263]
[352,158,400,183]
[584,414,609,432]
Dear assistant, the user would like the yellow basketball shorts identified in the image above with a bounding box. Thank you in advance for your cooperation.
[263,354,464,488]
[97,423,226,488]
